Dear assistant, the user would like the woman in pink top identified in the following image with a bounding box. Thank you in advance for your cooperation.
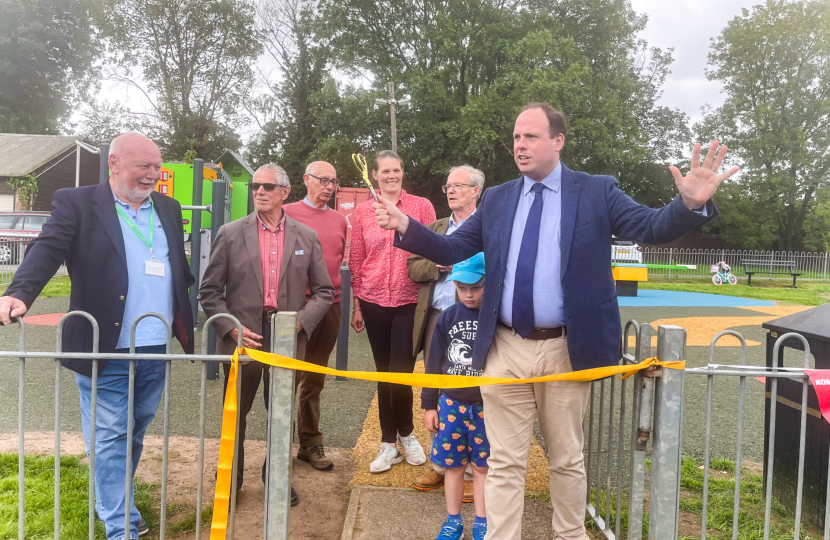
[349,150,436,474]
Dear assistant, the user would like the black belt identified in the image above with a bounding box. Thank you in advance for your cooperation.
[498,322,565,341]
[263,309,278,323]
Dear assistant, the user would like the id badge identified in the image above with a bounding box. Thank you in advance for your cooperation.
[145,260,165,277]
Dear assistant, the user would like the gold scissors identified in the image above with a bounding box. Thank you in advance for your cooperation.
[352,153,379,203]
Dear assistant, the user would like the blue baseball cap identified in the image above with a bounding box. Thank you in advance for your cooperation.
[446,252,485,285]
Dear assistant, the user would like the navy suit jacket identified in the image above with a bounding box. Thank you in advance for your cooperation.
[396,164,717,372]
[3,181,196,376]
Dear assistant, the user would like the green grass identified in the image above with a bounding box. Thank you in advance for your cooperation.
[641,278,830,306]
[0,275,71,299]
[37,276,71,298]
[573,456,822,539]
[0,453,211,539]
[677,456,820,539]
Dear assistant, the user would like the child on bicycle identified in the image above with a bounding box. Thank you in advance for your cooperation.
[422,252,489,540]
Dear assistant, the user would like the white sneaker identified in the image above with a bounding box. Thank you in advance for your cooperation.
[397,433,427,466]
[369,443,404,473]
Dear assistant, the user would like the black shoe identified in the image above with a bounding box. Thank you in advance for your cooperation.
[138,518,149,536]
[262,464,299,507]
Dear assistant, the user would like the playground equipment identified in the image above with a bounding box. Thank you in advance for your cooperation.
[613,263,699,297]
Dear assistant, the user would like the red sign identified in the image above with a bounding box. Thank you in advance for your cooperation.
[805,370,830,424]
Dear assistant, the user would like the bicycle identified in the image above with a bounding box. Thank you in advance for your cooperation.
[710,261,737,285]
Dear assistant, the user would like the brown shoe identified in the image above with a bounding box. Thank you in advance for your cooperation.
[462,480,474,503]
[297,443,334,470]
[412,469,444,490]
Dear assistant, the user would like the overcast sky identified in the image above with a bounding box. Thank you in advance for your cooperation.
[629,0,759,126]
[89,0,762,142]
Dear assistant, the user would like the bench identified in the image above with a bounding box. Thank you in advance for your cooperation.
[741,259,801,287]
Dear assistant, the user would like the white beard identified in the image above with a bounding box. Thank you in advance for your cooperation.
[115,181,154,204]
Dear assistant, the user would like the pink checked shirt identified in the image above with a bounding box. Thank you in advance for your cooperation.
[258,212,286,310]
[349,191,436,307]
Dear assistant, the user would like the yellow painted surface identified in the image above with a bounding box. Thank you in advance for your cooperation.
[613,266,648,282]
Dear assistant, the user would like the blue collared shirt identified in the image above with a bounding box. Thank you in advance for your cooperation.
[431,210,475,311]
[302,196,325,209]
[499,164,565,328]
[112,190,174,348]
[498,163,711,329]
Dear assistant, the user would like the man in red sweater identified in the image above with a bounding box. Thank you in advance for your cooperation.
[284,161,349,470]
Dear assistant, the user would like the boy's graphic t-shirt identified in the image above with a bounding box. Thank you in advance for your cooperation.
[421,302,483,410]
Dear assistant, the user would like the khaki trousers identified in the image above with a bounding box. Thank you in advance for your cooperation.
[480,325,590,540]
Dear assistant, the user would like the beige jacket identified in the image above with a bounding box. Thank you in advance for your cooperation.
[199,211,334,360]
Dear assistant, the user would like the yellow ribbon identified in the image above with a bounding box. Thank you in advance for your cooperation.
[209,349,684,538]
[351,153,379,202]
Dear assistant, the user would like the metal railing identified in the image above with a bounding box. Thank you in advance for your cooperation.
[4,309,297,540]
[4,311,826,540]
[641,248,830,281]
[584,323,828,540]
[685,330,821,540]
[0,234,68,286]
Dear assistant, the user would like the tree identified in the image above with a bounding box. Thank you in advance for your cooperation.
[699,0,830,251]
[5,174,38,210]
[247,0,330,185]
[99,0,261,159]
[0,0,99,134]
[248,0,690,212]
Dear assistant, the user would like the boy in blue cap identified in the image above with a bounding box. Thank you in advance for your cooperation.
[422,252,488,540]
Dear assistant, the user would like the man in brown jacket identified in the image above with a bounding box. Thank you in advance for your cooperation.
[407,164,483,493]
[200,163,334,506]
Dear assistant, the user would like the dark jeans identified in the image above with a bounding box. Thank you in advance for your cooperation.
[360,300,417,444]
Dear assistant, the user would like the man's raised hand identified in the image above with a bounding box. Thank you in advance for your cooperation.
[670,141,740,211]
[373,196,410,234]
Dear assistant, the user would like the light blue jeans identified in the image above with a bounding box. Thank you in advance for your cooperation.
[76,346,167,540]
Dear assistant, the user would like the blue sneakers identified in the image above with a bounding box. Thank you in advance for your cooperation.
[472,521,487,540]
[436,519,465,539]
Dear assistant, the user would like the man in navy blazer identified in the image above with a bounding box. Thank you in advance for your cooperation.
[0,133,195,540]
[374,103,738,540]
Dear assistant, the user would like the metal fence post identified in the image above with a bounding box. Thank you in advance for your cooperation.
[335,266,351,380]
[264,312,298,540]
[628,323,653,540]
[649,325,686,540]
[189,159,204,327]
[206,178,228,381]
[98,144,110,184]
[668,248,673,282]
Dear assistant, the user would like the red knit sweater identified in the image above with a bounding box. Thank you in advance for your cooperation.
[284,200,348,303]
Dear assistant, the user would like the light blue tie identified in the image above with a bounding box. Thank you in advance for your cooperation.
[512,182,544,338]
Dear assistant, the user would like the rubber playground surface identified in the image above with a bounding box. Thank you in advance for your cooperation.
[617,289,774,307]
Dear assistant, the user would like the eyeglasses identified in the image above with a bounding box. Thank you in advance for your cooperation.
[442,183,476,193]
[251,182,287,192]
[307,173,339,188]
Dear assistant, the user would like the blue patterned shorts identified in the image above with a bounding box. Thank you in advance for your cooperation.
[430,393,490,468]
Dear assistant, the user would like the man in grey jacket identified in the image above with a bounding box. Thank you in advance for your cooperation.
[200,164,334,505]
